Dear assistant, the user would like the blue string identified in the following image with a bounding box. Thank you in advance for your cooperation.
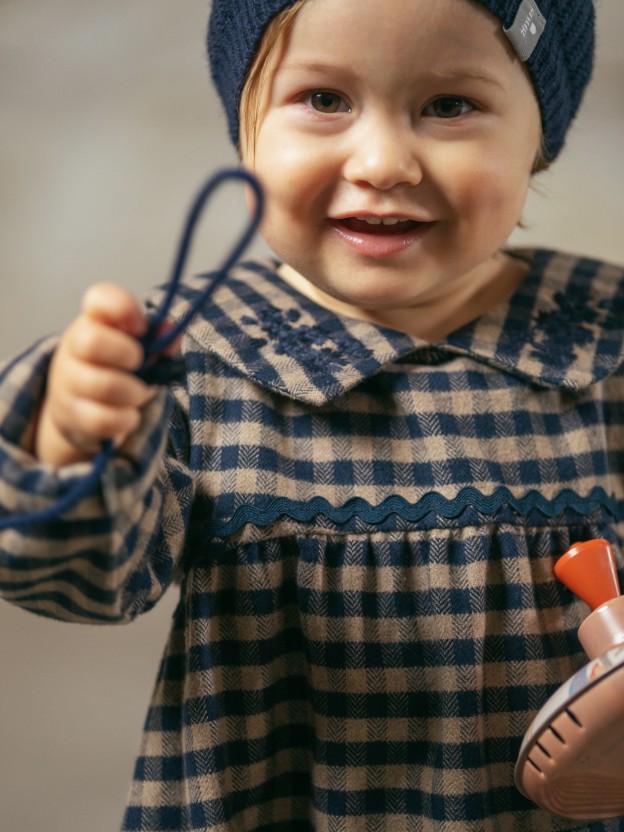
[0,168,264,531]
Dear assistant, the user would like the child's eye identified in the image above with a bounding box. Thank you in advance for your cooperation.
[423,96,475,119]
[306,91,350,114]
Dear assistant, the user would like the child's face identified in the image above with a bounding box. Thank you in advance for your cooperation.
[242,0,542,336]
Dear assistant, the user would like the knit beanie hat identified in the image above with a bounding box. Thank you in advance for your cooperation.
[207,0,595,161]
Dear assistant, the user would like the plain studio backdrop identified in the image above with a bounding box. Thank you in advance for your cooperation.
[0,2,623,830]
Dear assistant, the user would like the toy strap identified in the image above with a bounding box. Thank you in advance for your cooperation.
[0,168,264,531]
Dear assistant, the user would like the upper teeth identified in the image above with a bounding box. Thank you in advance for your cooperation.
[355,216,406,226]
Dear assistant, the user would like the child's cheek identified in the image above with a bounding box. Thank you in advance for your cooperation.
[455,144,533,222]
[259,138,324,189]
[256,144,334,221]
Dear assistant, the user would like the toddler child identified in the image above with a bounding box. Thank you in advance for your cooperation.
[2,0,623,830]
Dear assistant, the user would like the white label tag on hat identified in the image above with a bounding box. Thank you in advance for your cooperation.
[504,0,546,61]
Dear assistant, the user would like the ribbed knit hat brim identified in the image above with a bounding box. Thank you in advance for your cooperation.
[207,0,595,160]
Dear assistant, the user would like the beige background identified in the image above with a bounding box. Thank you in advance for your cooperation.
[0,1,623,830]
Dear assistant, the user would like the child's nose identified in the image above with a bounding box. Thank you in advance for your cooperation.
[342,117,423,191]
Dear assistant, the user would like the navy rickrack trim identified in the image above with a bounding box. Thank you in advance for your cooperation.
[0,168,264,531]
[205,486,624,539]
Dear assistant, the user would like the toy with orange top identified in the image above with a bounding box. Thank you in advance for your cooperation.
[516,539,624,819]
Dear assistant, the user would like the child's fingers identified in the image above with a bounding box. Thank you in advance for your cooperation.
[36,345,158,466]
[78,286,182,364]
[47,362,154,442]
[81,282,148,339]
[152,321,184,358]
[52,397,144,451]
[35,281,181,467]
[64,316,145,373]
[63,356,157,408]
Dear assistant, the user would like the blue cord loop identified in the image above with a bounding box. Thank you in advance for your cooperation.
[0,168,264,531]
[139,168,263,381]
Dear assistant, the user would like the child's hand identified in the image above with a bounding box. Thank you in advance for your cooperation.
[34,283,164,468]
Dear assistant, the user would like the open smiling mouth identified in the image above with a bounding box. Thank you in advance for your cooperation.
[337,216,423,235]
[330,216,434,257]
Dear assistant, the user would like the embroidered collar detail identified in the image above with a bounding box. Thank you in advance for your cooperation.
[147,249,624,404]
[148,260,420,405]
[446,249,624,391]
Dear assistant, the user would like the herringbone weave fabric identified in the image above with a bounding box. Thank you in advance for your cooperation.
[1,248,624,831]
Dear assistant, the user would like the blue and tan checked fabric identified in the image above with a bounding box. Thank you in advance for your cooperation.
[1,248,624,831]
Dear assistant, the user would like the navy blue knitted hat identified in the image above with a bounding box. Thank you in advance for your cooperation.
[207,0,595,160]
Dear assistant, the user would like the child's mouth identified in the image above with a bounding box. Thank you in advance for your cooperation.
[330,215,434,258]
[338,216,422,235]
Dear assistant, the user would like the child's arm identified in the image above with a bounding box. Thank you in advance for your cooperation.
[35,282,165,467]
[0,285,193,624]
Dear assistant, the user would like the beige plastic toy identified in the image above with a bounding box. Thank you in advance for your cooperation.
[515,539,624,820]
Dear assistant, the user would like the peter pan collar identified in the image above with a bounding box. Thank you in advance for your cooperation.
[147,248,624,405]
[446,249,624,391]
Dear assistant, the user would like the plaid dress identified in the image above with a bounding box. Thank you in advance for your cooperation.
[1,248,624,832]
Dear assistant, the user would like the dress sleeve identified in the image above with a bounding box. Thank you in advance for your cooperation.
[0,336,195,624]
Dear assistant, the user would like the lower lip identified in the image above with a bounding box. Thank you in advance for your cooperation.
[329,219,435,258]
